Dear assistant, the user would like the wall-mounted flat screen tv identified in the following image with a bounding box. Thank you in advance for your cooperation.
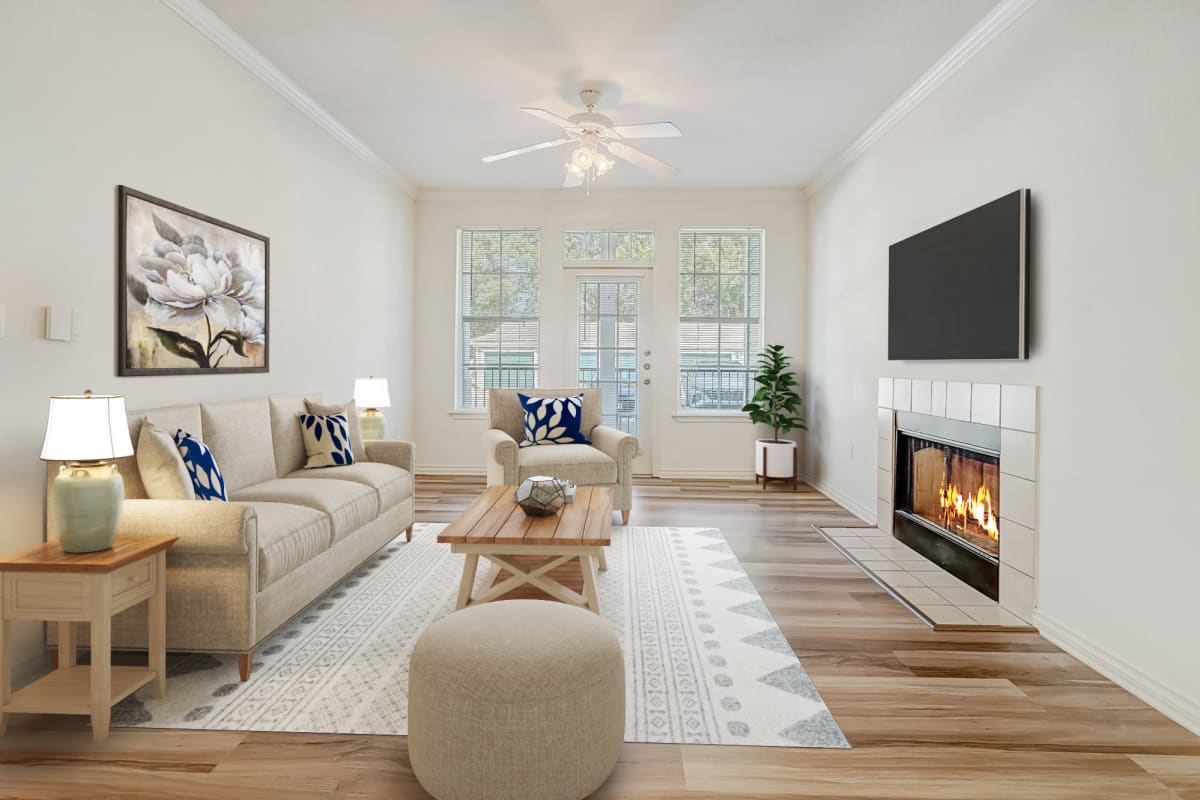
[888,189,1029,360]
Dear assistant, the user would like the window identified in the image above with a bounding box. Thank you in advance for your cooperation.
[456,228,540,410]
[563,230,654,265]
[677,228,763,413]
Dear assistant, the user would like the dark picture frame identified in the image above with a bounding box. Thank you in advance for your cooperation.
[118,185,270,376]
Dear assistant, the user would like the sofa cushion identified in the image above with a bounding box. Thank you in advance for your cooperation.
[241,501,331,591]
[285,462,412,512]
[201,399,277,493]
[269,396,310,477]
[306,399,367,463]
[517,444,617,485]
[231,478,379,543]
[298,412,357,468]
[136,422,195,500]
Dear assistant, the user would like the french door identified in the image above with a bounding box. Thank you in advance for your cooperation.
[575,276,652,474]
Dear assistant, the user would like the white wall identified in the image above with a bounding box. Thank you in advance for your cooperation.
[414,189,807,477]
[0,1,414,675]
[805,0,1200,729]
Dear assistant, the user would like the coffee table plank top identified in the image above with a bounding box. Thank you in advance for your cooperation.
[0,535,178,573]
[438,486,613,547]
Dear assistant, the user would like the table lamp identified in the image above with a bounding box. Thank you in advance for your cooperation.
[40,391,134,553]
[354,376,391,441]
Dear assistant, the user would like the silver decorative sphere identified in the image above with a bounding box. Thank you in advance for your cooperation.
[515,475,568,517]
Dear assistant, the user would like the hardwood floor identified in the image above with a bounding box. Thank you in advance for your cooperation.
[2,475,1197,799]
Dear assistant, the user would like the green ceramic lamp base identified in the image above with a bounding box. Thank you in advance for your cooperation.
[51,462,124,553]
[360,409,386,441]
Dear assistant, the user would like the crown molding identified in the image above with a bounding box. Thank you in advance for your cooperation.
[805,0,1041,198]
[160,0,415,198]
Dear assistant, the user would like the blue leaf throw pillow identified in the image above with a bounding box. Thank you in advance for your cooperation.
[298,412,356,467]
[518,393,591,447]
[174,429,227,501]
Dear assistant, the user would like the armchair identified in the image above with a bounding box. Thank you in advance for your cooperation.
[484,388,638,524]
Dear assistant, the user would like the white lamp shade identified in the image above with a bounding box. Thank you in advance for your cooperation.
[40,394,134,461]
[354,377,391,408]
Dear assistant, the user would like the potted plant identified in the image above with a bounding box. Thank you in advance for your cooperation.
[742,344,806,489]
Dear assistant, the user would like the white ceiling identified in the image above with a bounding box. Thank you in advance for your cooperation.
[202,0,997,190]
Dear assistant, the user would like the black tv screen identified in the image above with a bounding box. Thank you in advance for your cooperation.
[888,189,1029,360]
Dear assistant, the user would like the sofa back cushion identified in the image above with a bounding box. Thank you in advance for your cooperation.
[488,388,601,442]
[269,396,309,477]
[200,399,276,493]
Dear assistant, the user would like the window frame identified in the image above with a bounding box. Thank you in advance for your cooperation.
[675,227,766,417]
[454,227,542,412]
[562,229,656,267]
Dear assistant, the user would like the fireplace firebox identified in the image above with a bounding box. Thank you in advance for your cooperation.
[893,412,1001,600]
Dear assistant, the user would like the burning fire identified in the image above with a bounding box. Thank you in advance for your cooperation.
[939,483,999,541]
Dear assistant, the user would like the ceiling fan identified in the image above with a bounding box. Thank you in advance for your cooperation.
[482,89,682,190]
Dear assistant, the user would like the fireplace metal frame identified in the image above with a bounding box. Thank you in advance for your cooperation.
[893,411,1002,599]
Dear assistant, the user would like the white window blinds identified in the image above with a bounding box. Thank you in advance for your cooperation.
[457,228,540,410]
[677,229,763,412]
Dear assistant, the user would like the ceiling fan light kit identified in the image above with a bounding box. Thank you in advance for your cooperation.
[482,89,682,193]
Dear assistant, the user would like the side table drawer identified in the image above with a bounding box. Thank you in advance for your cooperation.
[2,573,90,621]
[111,558,155,614]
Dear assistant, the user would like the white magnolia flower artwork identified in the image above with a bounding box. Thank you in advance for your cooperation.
[119,187,269,374]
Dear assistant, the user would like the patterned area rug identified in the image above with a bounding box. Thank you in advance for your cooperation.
[113,524,848,748]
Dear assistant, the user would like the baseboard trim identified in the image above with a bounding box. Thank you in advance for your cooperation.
[416,464,487,476]
[1034,609,1200,735]
[655,468,757,481]
[801,475,876,525]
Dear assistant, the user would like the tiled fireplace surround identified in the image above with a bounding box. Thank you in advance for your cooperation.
[873,378,1039,625]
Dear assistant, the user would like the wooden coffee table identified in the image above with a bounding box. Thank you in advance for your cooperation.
[438,485,613,614]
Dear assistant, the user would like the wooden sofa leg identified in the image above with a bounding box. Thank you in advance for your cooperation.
[621,510,630,525]
[405,525,413,543]
[237,651,253,682]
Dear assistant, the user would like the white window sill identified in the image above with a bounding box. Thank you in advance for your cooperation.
[672,413,751,423]
[448,410,489,420]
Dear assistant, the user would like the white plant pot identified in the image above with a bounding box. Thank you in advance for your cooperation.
[756,439,797,479]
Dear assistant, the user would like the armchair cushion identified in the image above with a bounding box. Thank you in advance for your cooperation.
[518,444,617,485]
[517,392,590,447]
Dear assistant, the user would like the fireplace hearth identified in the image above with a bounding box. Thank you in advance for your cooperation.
[893,411,1001,600]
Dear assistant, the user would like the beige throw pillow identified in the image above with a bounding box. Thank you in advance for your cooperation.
[136,422,196,500]
[305,399,367,461]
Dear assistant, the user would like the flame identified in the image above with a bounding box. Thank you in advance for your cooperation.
[939,483,999,541]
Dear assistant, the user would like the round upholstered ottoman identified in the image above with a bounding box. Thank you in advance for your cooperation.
[408,599,624,800]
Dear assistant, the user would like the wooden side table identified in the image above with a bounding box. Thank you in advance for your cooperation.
[0,534,177,740]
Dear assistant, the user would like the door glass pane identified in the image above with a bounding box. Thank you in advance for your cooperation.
[578,280,638,438]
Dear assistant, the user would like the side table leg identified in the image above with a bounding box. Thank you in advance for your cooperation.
[148,551,167,697]
[90,576,112,741]
[0,616,11,736]
[455,553,479,610]
[57,622,76,670]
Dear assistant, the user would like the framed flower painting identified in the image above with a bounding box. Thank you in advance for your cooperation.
[118,186,269,375]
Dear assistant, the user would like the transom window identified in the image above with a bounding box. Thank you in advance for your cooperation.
[677,228,764,413]
[563,230,655,265]
[456,228,540,410]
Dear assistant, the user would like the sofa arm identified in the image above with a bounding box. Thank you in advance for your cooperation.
[590,425,638,473]
[365,440,416,473]
[483,428,519,485]
[119,499,256,557]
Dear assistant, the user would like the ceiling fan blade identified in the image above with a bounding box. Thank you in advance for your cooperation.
[563,169,584,188]
[481,138,571,163]
[610,122,682,139]
[605,141,679,178]
[521,107,578,130]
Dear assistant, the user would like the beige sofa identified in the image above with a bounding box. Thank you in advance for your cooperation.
[483,388,638,523]
[46,394,414,680]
